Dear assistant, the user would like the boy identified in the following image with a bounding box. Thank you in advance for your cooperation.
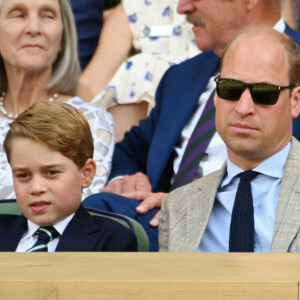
[0,102,137,252]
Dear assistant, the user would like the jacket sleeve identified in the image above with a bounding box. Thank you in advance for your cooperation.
[108,67,173,181]
[158,197,170,252]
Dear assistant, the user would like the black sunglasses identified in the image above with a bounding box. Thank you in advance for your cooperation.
[214,76,295,105]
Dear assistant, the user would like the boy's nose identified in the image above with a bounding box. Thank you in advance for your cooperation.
[29,176,47,195]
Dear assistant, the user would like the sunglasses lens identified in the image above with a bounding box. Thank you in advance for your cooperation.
[251,84,279,105]
[216,79,244,101]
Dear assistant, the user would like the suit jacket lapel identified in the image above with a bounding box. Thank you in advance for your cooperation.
[181,165,226,251]
[284,23,300,47]
[56,205,103,251]
[271,138,300,252]
[148,52,220,190]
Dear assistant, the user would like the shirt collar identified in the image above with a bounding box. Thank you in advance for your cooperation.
[22,213,75,241]
[222,142,291,187]
[273,18,286,33]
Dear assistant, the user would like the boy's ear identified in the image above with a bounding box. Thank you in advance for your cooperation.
[81,158,96,188]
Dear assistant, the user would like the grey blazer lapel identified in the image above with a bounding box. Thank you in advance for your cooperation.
[183,165,227,252]
[271,138,300,252]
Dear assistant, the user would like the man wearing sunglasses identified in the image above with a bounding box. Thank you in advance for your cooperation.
[159,25,300,252]
[83,0,300,252]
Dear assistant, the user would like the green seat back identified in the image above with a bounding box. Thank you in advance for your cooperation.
[0,200,149,252]
[86,207,149,252]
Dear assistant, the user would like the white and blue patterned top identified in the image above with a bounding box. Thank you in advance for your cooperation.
[92,0,200,113]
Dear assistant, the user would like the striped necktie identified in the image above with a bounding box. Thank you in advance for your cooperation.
[171,89,216,190]
[229,170,259,252]
[26,226,59,252]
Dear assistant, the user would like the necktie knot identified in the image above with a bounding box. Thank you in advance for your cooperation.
[26,226,59,252]
[36,227,59,243]
[239,170,259,181]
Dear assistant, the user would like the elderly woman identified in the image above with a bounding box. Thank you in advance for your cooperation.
[0,0,114,199]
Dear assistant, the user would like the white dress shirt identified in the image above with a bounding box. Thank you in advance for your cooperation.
[197,142,290,252]
[16,213,74,252]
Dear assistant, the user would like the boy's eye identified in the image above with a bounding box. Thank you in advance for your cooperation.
[46,170,60,176]
[15,173,29,179]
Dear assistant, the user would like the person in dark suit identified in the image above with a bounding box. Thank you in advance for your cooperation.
[83,0,300,252]
[0,102,137,252]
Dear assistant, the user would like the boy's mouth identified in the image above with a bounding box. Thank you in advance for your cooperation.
[30,201,51,213]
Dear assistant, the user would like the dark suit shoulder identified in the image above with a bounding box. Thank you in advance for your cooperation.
[0,214,24,231]
[284,24,300,46]
[60,206,138,252]
[164,51,219,75]
[0,214,27,251]
[88,212,138,251]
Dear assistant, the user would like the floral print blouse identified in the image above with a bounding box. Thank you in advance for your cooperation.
[92,0,200,112]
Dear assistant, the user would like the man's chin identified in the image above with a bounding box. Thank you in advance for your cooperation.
[194,39,212,52]
[191,30,211,51]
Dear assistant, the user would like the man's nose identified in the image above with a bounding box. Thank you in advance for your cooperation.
[177,0,196,15]
[235,88,256,116]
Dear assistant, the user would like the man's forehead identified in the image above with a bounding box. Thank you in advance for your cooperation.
[220,35,289,82]
[224,34,285,65]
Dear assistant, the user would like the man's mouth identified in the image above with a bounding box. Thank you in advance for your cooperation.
[230,122,258,134]
[186,15,205,26]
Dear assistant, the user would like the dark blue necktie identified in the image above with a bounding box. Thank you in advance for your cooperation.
[26,227,59,252]
[229,170,259,252]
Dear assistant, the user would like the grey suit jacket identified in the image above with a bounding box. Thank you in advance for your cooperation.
[159,138,300,252]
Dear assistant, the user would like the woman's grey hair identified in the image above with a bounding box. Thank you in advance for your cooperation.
[0,0,80,96]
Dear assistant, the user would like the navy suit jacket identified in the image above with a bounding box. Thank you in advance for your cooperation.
[0,205,137,252]
[109,24,300,192]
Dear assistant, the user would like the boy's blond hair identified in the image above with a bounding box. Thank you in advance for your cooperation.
[4,102,94,168]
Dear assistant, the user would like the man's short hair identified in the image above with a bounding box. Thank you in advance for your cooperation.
[220,25,300,86]
[3,102,94,169]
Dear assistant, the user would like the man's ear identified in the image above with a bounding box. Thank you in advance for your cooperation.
[243,0,260,10]
[291,86,300,119]
[81,158,97,188]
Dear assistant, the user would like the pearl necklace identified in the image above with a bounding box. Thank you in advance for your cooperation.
[0,92,59,120]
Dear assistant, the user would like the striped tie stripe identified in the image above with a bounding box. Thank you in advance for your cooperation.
[26,227,59,252]
[171,90,216,190]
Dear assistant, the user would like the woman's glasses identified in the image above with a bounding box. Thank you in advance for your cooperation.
[214,76,295,105]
